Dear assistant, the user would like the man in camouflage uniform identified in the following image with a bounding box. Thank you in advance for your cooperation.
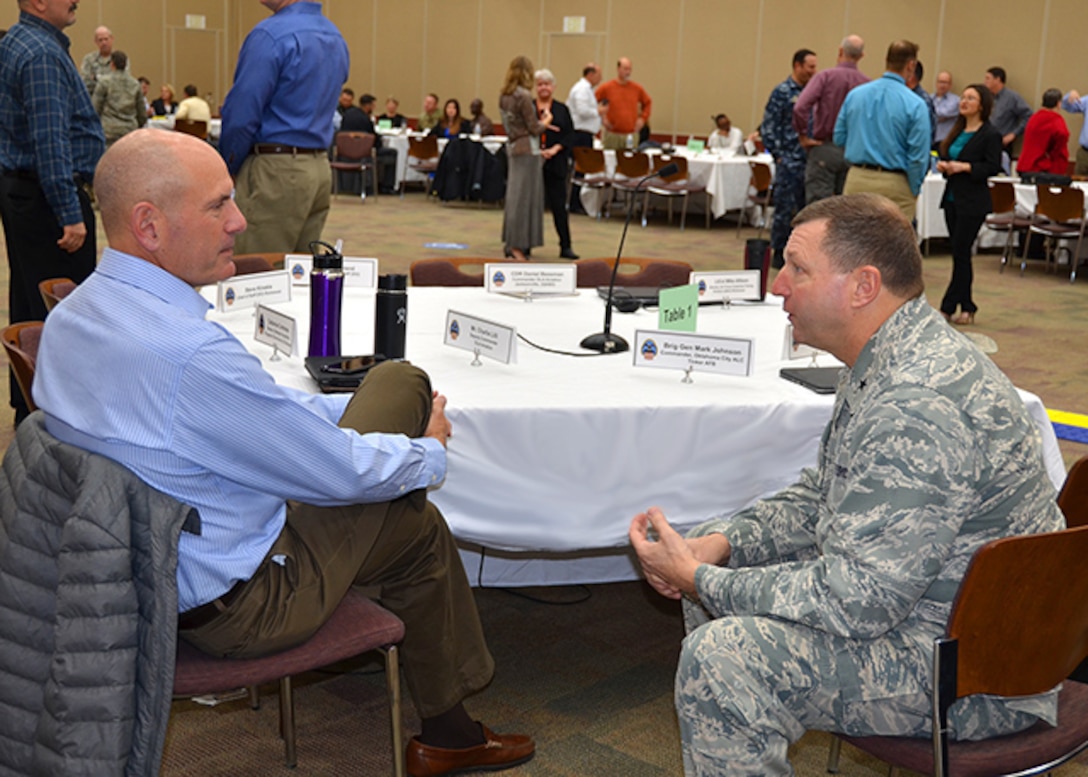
[761,49,817,268]
[630,193,1063,777]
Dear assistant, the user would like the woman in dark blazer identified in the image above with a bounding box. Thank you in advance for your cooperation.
[936,84,1003,324]
[535,68,578,259]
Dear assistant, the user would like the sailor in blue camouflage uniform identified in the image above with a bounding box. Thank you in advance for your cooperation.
[630,193,1064,777]
[760,49,817,268]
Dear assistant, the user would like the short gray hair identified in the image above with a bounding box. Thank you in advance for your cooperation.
[792,193,924,299]
[533,69,555,85]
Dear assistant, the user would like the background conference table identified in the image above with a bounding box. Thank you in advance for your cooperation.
[147,115,222,140]
[580,148,774,221]
[916,173,1088,259]
[378,130,506,187]
[208,284,1065,586]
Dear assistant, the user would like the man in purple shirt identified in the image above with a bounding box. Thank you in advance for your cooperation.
[792,34,869,203]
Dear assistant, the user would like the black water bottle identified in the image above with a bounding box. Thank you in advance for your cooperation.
[374,274,407,359]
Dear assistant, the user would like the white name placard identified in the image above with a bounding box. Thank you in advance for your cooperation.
[782,324,823,361]
[443,309,517,364]
[253,304,296,356]
[484,263,577,296]
[285,255,379,288]
[633,329,753,377]
[692,270,763,303]
[217,270,292,312]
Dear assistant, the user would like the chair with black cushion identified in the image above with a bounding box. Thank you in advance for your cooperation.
[733,160,774,238]
[570,147,611,220]
[409,257,487,286]
[38,277,76,312]
[331,132,377,197]
[573,257,693,288]
[1,321,43,413]
[173,589,406,775]
[174,119,208,140]
[986,180,1032,274]
[1020,185,1088,281]
[826,524,1088,777]
[400,135,440,197]
[641,155,709,230]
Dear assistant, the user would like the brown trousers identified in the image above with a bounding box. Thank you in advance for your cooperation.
[179,361,494,717]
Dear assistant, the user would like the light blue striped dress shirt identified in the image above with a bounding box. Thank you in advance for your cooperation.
[34,248,445,611]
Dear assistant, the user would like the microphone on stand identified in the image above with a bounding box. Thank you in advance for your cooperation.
[581,161,679,353]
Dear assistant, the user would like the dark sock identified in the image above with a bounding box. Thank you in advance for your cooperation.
[419,703,486,749]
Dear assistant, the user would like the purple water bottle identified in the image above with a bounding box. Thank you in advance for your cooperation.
[308,240,344,357]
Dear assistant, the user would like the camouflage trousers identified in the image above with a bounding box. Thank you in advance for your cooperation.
[677,600,1042,776]
[769,162,805,253]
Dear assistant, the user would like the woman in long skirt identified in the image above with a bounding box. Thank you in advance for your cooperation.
[498,55,551,260]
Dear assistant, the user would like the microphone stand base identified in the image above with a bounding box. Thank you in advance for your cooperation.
[580,332,630,353]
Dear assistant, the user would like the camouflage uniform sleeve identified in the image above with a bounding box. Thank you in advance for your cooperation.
[760,85,788,159]
[693,388,977,639]
[689,465,823,565]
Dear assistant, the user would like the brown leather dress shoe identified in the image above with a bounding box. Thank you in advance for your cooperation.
[406,725,535,776]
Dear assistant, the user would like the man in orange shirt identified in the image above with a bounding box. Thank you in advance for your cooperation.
[595,56,652,150]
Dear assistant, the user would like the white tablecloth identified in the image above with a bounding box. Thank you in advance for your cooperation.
[916,174,1088,259]
[580,149,774,221]
[207,285,1065,586]
[147,116,221,140]
[379,131,506,186]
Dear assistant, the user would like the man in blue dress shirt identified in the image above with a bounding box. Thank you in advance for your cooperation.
[34,129,535,777]
[0,0,106,425]
[835,40,930,222]
[220,0,349,255]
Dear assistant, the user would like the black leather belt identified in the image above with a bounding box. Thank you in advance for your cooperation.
[2,169,92,186]
[853,162,906,176]
[252,144,325,156]
[177,580,247,631]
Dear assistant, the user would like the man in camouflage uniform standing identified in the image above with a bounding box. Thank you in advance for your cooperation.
[630,193,1063,777]
[761,49,817,268]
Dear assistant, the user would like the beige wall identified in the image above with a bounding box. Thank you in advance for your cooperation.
[3,0,1084,151]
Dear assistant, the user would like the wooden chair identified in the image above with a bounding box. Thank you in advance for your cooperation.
[573,257,693,288]
[38,277,76,312]
[1,321,43,413]
[735,161,774,238]
[174,119,208,139]
[174,589,406,774]
[232,252,285,273]
[570,147,611,221]
[229,254,276,276]
[827,524,1088,777]
[1020,185,1087,281]
[641,155,710,230]
[400,135,440,197]
[608,151,652,219]
[330,131,377,197]
[1058,455,1088,529]
[987,180,1032,274]
[409,257,487,286]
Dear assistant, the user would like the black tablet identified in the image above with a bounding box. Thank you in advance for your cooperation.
[779,366,844,395]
